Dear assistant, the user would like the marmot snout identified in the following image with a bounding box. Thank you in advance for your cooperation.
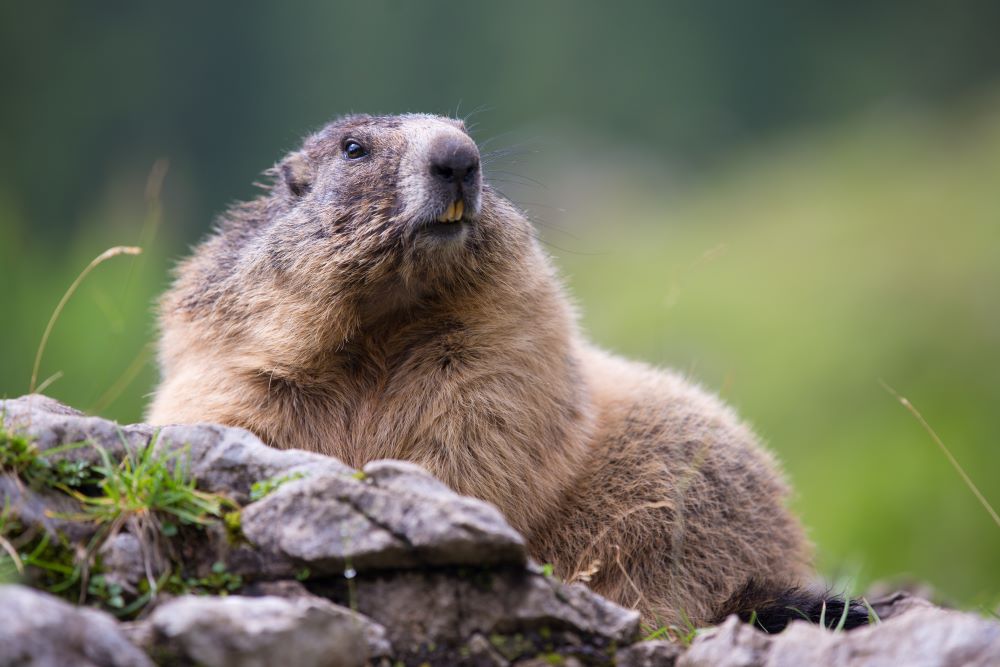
[150,113,832,628]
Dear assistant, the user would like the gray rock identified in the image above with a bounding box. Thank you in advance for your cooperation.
[464,633,513,666]
[154,423,353,503]
[0,584,153,667]
[142,594,390,667]
[1,394,153,464]
[331,566,639,661]
[679,607,1000,667]
[241,461,526,574]
[242,578,314,598]
[98,532,150,594]
[616,640,683,666]
[516,658,586,667]
[0,394,354,505]
[0,474,96,543]
[868,590,937,621]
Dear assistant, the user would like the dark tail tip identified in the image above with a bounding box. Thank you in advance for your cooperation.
[720,580,872,633]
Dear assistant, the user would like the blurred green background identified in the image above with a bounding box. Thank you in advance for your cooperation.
[2,2,998,608]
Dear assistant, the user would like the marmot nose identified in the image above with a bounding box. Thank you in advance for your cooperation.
[428,137,480,185]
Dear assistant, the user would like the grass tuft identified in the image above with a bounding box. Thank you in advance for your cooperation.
[641,608,706,646]
[0,425,239,615]
[71,436,229,529]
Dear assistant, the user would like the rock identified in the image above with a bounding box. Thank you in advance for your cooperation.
[1,394,152,465]
[241,461,526,574]
[141,594,391,667]
[0,394,354,505]
[679,607,1000,667]
[867,590,937,621]
[615,640,683,666]
[312,566,640,663]
[242,578,314,598]
[0,584,153,667]
[16,394,998,666]
[676,617,770,667]
[98,532,149,594]
[463,633,514,666]
[516,658,586,667]
[0,473,96,543]
[154,423,353,503]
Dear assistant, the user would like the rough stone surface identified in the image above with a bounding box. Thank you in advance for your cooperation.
[241,460,527,574]
[868,590,937,621]
[2,394,152,464]
[310,565,641,663]
[140,594,390,667]
[0,394,353,505]
[615,640,683,667]
[98,532,148,594]
[154,422,353,503]
[0,473,95,543]
[680,607,1000,667]
[5,395,1000,667]
[0,584,154,667]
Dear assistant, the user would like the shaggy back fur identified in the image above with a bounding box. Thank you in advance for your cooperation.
[150,114,817,626]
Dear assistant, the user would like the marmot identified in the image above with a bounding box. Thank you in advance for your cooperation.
[150,114,862,630]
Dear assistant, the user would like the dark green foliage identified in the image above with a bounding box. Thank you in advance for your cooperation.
[0,430,96,491]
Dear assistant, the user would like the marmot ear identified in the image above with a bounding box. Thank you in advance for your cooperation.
[279,151,313,198]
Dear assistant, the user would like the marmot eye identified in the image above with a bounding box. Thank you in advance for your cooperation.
[343,139,368,160]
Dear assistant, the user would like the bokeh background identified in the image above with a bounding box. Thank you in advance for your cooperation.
[2,2,998,609]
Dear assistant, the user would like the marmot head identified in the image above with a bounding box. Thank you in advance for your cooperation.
[248,114,532,313]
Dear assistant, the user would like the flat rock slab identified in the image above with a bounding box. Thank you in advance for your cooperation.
[679,607,1000,667]
[0,584,154,667]
[242,460,526,574]
[139,594,390,667]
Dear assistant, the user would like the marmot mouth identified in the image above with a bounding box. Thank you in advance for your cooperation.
[416,199,470,239]
[419,217,469,238]
[436,200,465,223]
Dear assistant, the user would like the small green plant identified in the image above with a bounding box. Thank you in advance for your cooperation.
[164,561,243,596]
[223,510,244,543]
[1,426,241,616]
[641,609,705,646]
[71,437,231,530]
[8,530,82,596]
[833,598,852,632]
[0,429,95,491]
[87,574,126,609]
[862,597,881,625]
[249,471,305,501]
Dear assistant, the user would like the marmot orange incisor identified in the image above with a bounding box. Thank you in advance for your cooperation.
[149,114,863,630]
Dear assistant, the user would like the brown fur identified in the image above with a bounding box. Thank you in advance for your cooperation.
[149,113,813,625]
